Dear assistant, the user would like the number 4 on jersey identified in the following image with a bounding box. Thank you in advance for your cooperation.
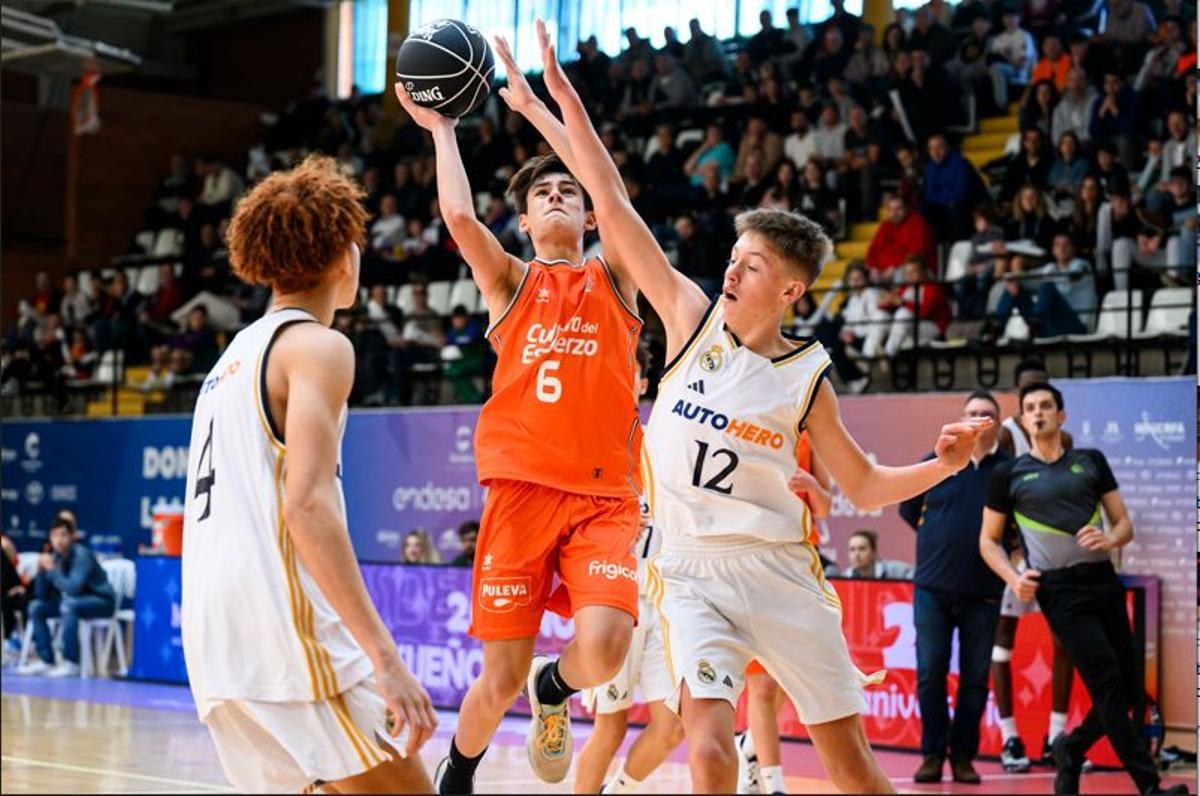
[194,418,217,521]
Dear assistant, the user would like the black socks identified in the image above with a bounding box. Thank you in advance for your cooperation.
[534,658,578,706]
[439,737,485,794]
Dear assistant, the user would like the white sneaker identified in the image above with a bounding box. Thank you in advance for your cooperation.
[736,732,763,794]
[47,661,80,678]
[524,655,573,783]
[17,659,51,676]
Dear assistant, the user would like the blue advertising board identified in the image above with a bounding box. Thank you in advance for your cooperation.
[127,556,188,683]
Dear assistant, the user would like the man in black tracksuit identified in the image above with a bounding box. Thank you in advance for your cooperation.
[978,382,1187,796]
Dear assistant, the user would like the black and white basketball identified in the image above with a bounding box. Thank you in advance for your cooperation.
[395,18,494,118]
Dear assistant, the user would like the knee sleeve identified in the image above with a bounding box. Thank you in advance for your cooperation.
[991,645,1012,663]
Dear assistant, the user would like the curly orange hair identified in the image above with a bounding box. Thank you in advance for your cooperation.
[226,155,367,294]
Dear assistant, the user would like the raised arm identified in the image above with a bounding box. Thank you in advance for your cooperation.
[805,380,990,512]
[394,85,524,313]
[276,325,436,756]
[525,19,710,353]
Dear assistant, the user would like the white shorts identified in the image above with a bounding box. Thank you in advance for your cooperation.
[201,676,404,793]
[649,539,882,726]
[581,594,673,714]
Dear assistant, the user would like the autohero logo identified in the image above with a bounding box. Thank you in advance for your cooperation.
[670,400,786,450]
[587,559,637,582]
[1133,412,1185,450]
[392,482,472,512]
[479,576,532,613]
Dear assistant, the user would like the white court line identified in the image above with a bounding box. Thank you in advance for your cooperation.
[1,755,234,792]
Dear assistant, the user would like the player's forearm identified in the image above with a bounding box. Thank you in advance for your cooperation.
[430,125,480,224]
[1106,516,1133,547]
[847,459,956,512]
[979,533,1019,587]
[809,486,832,518]
[284,495,401,667]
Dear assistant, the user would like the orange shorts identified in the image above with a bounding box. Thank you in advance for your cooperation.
[468,479,640,641]
[745,659,767,676]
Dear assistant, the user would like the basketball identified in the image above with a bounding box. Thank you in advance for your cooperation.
[395,18,494,118]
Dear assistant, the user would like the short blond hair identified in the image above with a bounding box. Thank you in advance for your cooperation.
[734,208,830,287]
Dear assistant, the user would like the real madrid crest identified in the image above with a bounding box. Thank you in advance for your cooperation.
[696,659,717,684]
[699,344,724,373]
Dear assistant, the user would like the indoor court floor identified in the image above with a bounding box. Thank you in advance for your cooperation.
[1,673,1193,794]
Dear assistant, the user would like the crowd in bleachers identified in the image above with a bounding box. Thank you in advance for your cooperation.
[3,0,1195,410]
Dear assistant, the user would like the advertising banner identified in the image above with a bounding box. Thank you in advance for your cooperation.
[127,556,188,683]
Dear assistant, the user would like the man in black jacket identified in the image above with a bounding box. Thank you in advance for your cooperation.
[899,391,1008,785]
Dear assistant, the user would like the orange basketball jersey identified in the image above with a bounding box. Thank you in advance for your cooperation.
[475,256,643,498]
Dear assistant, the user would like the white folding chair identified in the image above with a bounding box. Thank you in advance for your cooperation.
[426,281,453,315]
[395,284,416,315]
[448,279,480,314]
[91,558,136,677]
[1068,289,1144,342]
[1133,288,1191,340]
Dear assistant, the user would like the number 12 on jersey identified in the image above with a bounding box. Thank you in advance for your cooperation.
[691,440,738,494]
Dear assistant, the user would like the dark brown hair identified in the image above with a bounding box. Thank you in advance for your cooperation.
[506,154,590,215]
[733,208,830,287]
[226,155,367,294]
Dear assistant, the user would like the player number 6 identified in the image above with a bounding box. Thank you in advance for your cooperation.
[536,359,562,403]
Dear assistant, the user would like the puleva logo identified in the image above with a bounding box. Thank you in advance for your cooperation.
[479,576,532,613]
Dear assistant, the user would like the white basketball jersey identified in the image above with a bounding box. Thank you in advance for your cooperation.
[1002,415,1030,456]
[635,441,662,596]
[182,307,372,714]
[645,299,832,545]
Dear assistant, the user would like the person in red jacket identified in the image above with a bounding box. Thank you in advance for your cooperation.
[865,196,937,284]
[880,257,951,356]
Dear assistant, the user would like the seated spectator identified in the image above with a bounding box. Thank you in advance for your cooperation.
[783,109,817,173]
[842,530,915,579]
[18,518,115,678]
[796,159,842,236]
[1098,0,1157,71]
[690,161,734,233]
[949,16,997,113]
[181,223,228,299]
[617,57,654,133]
[1018,79,1058,138]
[196,158,244,217]
[58,273,91,329]
[844,24,891,92]
[389,283,445,404]
[812,105,847,167]
[734,116,784,184]
[1029,33,1071,91]
[140,344,177,393]
[649,53,698,110]
[921,134,975,242]
[29,271,60,317]
[729,152,772,209]
[170,305,220,374]
[1102,186,1149,289]
[1136,15,1188,113]
[988,7,1036,110]
[684,124,736,187]
[1116,167,1195,286]
[1022,0,1065,36]
[746,10,789,65]
[443,305,485,403]
[783,8,811,61]
[1070,175,1104,261]
[401,530,441,565]
[451,521,479,567]
[1137,111,1195,214]
[1090,71,1143,166]
[1000,128,1051,202]
[142,265,184,329]
[810,26,852,85]
[993,233,1096,337]
[1005,184,1057,250]
[683,18,729,85]
[660,26,685,61]
[880,257,951,356]
[674,213,725,297]
[908,6,956,65]
[92,271,146,359]
[866,196,937,283]
[881,22,909,65]
[837,105,890,221]
[644,124,689,204]
[1047,131,1089,198]
[837,260,892,360]
[63,328,95,381]
[1092,139,1130,198]
[1051,68,1099,145]
[956,204,1007,319]
[370,193,406,255]
[759,159,800,211]
[391,161,431,221]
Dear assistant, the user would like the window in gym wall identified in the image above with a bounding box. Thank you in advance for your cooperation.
[352,0,389,94]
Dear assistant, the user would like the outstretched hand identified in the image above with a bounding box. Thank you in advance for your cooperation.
[492,34,543,115]
[394,82,457,133]
[933,418,993,472]
[535,19,577,105]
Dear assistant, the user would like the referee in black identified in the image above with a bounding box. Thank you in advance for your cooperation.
[978,382,1187,796]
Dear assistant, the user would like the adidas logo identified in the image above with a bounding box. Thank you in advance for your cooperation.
[722,675,733,688]
[687,380,705,394]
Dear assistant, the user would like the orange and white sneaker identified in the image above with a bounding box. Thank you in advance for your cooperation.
[524,655,573,783]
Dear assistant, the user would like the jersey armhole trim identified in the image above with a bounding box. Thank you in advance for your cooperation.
[256,318,316,450]
[593,255,643,324]
[660,297,721,383]
[485,262,531,339]
[795,360,834,433]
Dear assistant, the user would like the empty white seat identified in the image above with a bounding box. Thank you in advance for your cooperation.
[448,279,480,314]
[151,229,184,258]
[1067,289,1144,342]
[426,281,453,315]
[997,311,1030,345]
[94,350,124,384]
[135,266,160,296]
[943,240,974,282]
[134,230,156,253]
[1133,288,1192,339]
[395,284,415,315]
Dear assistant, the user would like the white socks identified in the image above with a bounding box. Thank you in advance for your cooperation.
[1049,711,1068,741]
[739,730,757,759]
[604,765,643,794]
[762,765,786,793]
[1000,716,1019,742]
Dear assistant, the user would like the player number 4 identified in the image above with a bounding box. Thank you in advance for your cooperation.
[536,359,562,403]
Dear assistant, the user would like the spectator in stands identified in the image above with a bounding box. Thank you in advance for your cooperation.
[140,344,177,393]
[182,223,227,299]
[1006,184,1057,250]
[1137,111,1195,214]
[734,116,784,184]
[957,205,1007,319]
[1051,68,1099,145]
[844,24,890,94]
[64,328,95,381]
[1090,71,1143,166]
[683,18,728,84]
[1019,80,1059,137]
[758,160,800,211]
[196,158,244,216]
[922,134,975,242]
[388,283,444,404]
[783,109,817,171]
[684,123,736,187]
[644,125,689,205]
[994,232,1095,337]
[690,160,734,233]
[18,518,115,678]
[988,6,1036,110]
[170,305,220,375]
[746,10,788,65]
[880,257,951,356]
[156,153,196,211]
[729,152,771,209]
[812,105,847,167]
[842,530,915,579]
[1070,175,1104,261]
[867,196,937,283]
[782,8,811,62]
[1098,0,1157,69]
[837,105,889,221]
[881,22,908,65]
[58,274,91,329]
[617,57,655,133]
[900,391,1006,785]
[29,271,60,317]
[1030,33,1071,90]
[1047,131,1089,197]
[810,26,852,85]
[1104,185,1147,289]
[401,530,441,565]
[837,260,891,362]
[949,15,997,112]
[370,193,406,254]
[92,271,144,359]
[650,54,698,110]
[814,0,862,52]
[443,305,485,402]
[450,521,479,567]
[142,265,184,330]
[796,160,842,236]
[1136,15,1188,113]
[673,213,724,297]
[616,26,655,74]
[660,26,684,60]
[909,6,956,65]
[1119,166,1195,286]
[1000,128,1051,201]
